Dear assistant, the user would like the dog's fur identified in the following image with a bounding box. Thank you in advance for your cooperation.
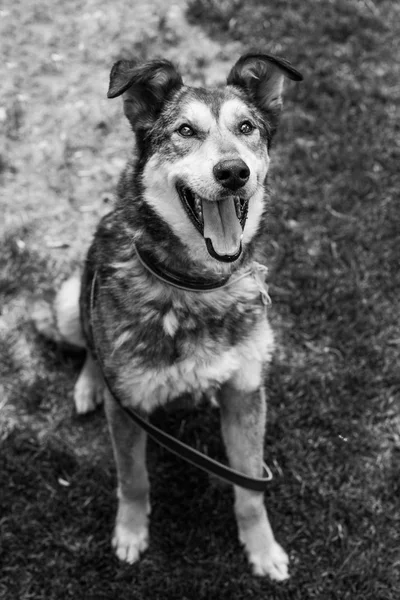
[34,53,302,580]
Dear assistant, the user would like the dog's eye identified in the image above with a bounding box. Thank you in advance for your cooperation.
[239,121,255,135]
[178,124,195,137]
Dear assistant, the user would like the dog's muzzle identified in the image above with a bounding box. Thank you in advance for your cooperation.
[177,184,249,263]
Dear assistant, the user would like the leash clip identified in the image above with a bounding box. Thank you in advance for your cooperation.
[262,461,274,481]
[251,262,272,307]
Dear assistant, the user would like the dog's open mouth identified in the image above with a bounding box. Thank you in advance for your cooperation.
[177,185,249,263]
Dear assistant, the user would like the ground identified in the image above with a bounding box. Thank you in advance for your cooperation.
[1,0,399,599]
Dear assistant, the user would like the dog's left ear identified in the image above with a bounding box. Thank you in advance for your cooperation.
[107,59,183,130]
[227,53,303,133]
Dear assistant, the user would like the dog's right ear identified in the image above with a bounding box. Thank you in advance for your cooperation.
[227,53,303,136]
[107,59,183,131]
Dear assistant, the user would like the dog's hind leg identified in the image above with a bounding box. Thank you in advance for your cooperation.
[54,275,86,348]
[32,274,103,413]
[56,275,104,413]
[73,351,104,414]
[55,275,104,413]
[104,389,150,564]
[219,382,289,581]
[33,273,85,348]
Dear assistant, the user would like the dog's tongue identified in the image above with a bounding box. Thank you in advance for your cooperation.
[202,198,242,256]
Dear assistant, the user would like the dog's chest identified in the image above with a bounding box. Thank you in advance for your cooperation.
[108,276,274,411]
[117,315,274,412]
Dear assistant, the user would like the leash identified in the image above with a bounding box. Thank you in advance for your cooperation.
[89,261,273,492]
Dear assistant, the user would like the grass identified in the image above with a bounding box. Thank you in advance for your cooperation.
[1,0,400,598]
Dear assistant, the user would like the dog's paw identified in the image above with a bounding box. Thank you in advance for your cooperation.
[112,522,149,564]
[73,372,103,414]
[248,540,289,581]
[205,389,219,408]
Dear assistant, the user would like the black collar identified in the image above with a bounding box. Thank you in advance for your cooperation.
[134,244,232,292]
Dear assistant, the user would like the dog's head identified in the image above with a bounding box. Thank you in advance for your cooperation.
[108,54,302,269]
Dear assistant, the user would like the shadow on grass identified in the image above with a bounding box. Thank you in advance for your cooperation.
[0,428,253,600]
[1,401,398,600]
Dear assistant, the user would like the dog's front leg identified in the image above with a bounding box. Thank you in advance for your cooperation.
[104,390,150,564]
[219,382,289,581]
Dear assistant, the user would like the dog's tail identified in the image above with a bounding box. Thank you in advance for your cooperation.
[32,273,86,350]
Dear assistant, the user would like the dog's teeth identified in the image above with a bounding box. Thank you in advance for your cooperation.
[194,196,203,223]
[234,197,242,220]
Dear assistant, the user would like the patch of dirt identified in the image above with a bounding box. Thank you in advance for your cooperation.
[0,0,242,445]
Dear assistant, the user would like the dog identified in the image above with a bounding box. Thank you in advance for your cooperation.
[33,53,302,580]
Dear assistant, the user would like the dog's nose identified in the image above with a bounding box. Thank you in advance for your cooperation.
[213,159,250,191]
